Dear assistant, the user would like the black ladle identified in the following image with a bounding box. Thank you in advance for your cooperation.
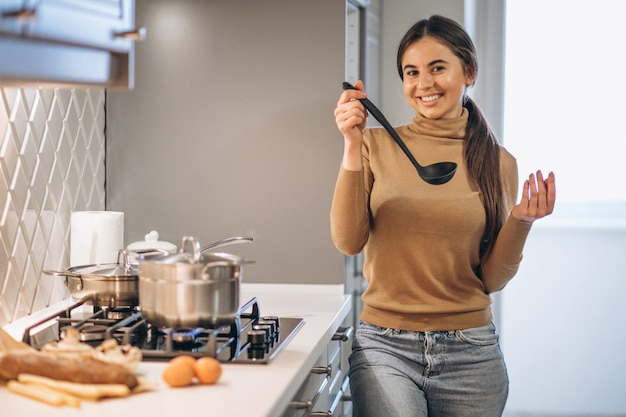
[342,82,457,185]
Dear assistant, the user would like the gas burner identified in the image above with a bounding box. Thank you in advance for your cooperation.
[169,328,205,344]
[75,324,109,343]
[103,307,136,321]
[21,297,304,364]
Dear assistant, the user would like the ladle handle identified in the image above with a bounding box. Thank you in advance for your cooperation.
[342,82,423,172]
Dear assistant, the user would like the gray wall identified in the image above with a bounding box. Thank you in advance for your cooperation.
[105,0,346,284]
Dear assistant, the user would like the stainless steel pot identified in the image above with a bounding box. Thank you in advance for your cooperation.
[138,236,254,328]
[43,236,253,309]
[44,250,139,307]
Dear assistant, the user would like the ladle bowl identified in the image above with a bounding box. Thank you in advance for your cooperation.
[342,82,457,185]
[418,162,458,185]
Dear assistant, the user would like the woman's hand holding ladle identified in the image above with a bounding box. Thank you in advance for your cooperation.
[335,80,368,171]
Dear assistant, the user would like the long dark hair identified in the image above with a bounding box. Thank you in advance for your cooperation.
[396,15,504,259]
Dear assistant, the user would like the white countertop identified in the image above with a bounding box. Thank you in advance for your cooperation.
[1,283,352,417]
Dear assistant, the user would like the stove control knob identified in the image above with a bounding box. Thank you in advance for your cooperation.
[248,329,266,346]
[247,330,267,360]
[252,324,273,350]
[261,316,280,332]
[257,319,277,335]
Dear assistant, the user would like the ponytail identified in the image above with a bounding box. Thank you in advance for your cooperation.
[463,97,504,258]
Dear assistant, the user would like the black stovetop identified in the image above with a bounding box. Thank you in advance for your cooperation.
[21,297,304,364]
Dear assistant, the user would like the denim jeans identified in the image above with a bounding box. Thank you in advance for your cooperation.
[349,321,508,417]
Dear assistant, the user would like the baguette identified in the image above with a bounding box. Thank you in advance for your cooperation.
[18,374,130,400]
[7,380,81,408]
[0,352,138,389]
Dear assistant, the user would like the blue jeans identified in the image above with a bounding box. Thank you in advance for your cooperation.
[349,321,509,417]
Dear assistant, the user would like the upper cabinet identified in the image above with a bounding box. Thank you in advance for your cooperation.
[0,0,144,89]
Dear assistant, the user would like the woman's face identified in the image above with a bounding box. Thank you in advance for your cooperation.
[401,36,474,120]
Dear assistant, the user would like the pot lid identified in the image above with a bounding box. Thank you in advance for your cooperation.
[68,249,138,277]
[127,230,177,253]
[140,236,248,266]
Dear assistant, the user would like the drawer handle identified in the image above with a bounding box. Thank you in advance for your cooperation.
[113,27,147,42]
[310,387,343,417]
[311,364,332,378]
[1,8,37,22]
[332,326,354,342]
[311,385,346,417]
[289,399,313,411]
[289,377,328,410]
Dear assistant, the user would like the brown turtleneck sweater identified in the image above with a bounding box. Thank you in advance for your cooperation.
[330,109,532,332]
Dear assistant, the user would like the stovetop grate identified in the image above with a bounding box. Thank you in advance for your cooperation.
[21,297,304,364]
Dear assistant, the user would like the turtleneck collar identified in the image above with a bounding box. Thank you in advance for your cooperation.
[406,107,468,140]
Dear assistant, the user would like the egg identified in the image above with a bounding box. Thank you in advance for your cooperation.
[169,355,197,369]
[162,356,196,387]
[193,357,222,385]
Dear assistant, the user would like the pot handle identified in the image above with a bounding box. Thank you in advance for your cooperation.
[181,236,202,262]
[114,249,135,269]
[42,269,82,278]
[42,269,82,289]
[200,236,254,253]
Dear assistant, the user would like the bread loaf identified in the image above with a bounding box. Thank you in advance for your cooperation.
[0,352,138,389]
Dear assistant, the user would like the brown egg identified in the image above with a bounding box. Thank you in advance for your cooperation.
[193,357,222,385]
[170,355,197,369]
[162,356,196,387]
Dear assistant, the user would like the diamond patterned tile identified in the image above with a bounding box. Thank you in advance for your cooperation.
[1,126,19,185]
[0,87,105,326]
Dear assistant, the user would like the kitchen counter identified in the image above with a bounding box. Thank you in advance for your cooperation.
[1,284,352,417]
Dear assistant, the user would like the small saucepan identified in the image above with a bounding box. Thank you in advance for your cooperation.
[44,249,139,307]
[138,236,254,329]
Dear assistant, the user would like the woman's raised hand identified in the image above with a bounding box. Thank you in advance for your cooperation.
[511,170,556,222]
[334,80,368,171]
[334,80,368,145]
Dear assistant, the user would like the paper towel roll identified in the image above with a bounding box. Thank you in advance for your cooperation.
[70,211,124,266]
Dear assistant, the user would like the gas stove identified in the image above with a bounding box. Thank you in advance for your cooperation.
[20,298,304,364]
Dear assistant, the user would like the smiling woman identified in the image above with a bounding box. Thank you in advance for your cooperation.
[398,37,474,120]
[332,14,557,417]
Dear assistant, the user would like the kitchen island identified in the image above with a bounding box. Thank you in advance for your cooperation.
[1,284,352,417]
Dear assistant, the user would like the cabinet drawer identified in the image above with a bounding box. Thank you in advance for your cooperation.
[331,324,354,381]
[0,0,26,35]
[341,377,353,417]
[327,339,343,399]
[23,0,134,52]
[284,348,332,417]
[283,318,354,417]
[0,0,140,88]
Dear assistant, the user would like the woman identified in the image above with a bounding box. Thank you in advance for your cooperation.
[331,15,556,417]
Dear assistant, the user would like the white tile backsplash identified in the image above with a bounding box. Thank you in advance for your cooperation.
[0,87,105,326]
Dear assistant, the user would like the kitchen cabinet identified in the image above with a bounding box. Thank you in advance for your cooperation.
[0,0,143,87]
[0,0,24,36]
[284,318,353,417]
[21,0,137,52]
